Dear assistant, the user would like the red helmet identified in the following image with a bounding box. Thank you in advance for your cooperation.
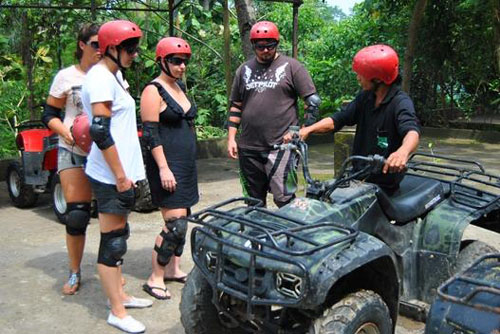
[250,21,279,41]
[72,114,92,153]
[156,37,192,60]
[98,20,142,54]
[352,44,399,85]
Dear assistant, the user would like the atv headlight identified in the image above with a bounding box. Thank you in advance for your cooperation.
[205,251,217,272]
[276,272,303,299]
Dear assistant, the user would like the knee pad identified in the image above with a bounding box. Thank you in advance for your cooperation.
[155,218,188,266]
[97,226,128,267]
[65,202,91,236]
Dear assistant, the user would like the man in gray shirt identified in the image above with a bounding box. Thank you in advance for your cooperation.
[227,21,320,207]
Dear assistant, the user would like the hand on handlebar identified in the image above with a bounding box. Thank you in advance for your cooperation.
[383,150,409,174]
[283,126,310,144]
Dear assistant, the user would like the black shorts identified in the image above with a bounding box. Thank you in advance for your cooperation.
[88,176,136,216]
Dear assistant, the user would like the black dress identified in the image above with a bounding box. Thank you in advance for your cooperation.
[145,81,199,209]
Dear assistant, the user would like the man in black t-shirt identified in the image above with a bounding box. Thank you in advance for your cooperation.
[227,21,320,207]
[290,44,420,193]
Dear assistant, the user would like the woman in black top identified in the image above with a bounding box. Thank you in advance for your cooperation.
[140,37,198,299]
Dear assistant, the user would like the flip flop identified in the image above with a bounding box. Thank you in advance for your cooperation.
[142,283,171,300]
[163,275,187,284]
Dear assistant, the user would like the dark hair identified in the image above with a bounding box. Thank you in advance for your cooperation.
[75,23,100,60]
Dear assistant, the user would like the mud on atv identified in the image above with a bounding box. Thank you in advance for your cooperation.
[180,130,500,334]
[6,120,156,224]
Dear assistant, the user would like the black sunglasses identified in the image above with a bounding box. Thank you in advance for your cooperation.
[167,57,189,66]
[122,44,140,55]
[86,41,99,50]
[254,41,278,51]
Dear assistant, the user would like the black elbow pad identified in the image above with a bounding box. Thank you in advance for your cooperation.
[89,116,114,150]
[142,121,161,150]
[41,104,62,128]
[304,93,322,126]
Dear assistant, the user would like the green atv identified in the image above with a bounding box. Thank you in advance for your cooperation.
[180,131,500,334]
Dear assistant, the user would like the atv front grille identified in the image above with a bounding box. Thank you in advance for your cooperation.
[188,197,358,311]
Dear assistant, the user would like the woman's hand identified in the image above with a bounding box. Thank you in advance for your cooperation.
[160,166,177,192]
[61,128,75,146]
[116,177,135,192]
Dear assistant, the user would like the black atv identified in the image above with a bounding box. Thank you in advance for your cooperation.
[425,253,500,334]
[180,129,500,334]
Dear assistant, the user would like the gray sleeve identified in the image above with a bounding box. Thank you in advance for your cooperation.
[291,60,316,99]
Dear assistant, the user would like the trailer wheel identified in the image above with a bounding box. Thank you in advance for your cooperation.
[6,161,38,208]
[456,241,497,273]
[133,179,156,212]
[51,174,67,224]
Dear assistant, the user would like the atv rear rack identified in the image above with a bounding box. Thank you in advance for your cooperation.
[408,152,500,209]
[188,197,358,311]
[437,253,500,314]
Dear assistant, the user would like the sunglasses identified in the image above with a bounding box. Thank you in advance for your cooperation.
[122,44,140,55]
[167,57,189,66]
[86,41,99,50]
[254,41,278,51]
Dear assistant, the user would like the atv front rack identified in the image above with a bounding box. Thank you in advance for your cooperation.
[437,253,500,314]
[408,152,500,209]
[188,197,358,311]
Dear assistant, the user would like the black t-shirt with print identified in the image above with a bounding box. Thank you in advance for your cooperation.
[331,84,421,190]
[230,54,316,150]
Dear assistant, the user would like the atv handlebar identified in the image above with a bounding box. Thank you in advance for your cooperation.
[274,126,387,199]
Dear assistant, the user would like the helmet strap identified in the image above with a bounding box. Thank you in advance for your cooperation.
[371,79,383,92]
[105,49,126,71]
[159,59,181,79]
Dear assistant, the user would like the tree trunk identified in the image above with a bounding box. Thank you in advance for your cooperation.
[493,0,500,75]
[20,12,35,120]
[223,0,232,98]
[234,0,256,60]
[402,0,428,93]
[202,0,211,11]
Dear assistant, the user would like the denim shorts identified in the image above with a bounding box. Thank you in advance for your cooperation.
[87,176,136,216]
[58,147,87,173]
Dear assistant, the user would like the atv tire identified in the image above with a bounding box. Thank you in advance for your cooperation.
[133,179,156,212]
[6,161,38,208]
[180,267,246,334]
[51,174,67,224]
[456,241,497,273]
[309,290,392,334]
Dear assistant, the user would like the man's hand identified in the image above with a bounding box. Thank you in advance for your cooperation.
[383,149,410,174]
[283,127,311,144]
[227,138,238,159]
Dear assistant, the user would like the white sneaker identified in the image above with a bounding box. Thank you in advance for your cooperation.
[107,313,146,333]
[107,297,153,309]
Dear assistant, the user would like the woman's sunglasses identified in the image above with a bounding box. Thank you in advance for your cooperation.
[254,41,278,51]
[122,45,140,55]
[167,57,189,66]
[86,41,99,50]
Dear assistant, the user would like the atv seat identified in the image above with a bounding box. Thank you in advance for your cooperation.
[376,175,445,223]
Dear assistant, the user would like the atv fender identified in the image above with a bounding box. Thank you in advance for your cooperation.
[416,197,499,302]
[310,232,399,327]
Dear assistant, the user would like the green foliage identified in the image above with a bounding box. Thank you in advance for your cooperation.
[0,0,498,158]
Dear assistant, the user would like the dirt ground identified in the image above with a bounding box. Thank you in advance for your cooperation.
[0,136,499,334]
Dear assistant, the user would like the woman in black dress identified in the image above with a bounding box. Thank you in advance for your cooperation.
[140,37,198,299]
